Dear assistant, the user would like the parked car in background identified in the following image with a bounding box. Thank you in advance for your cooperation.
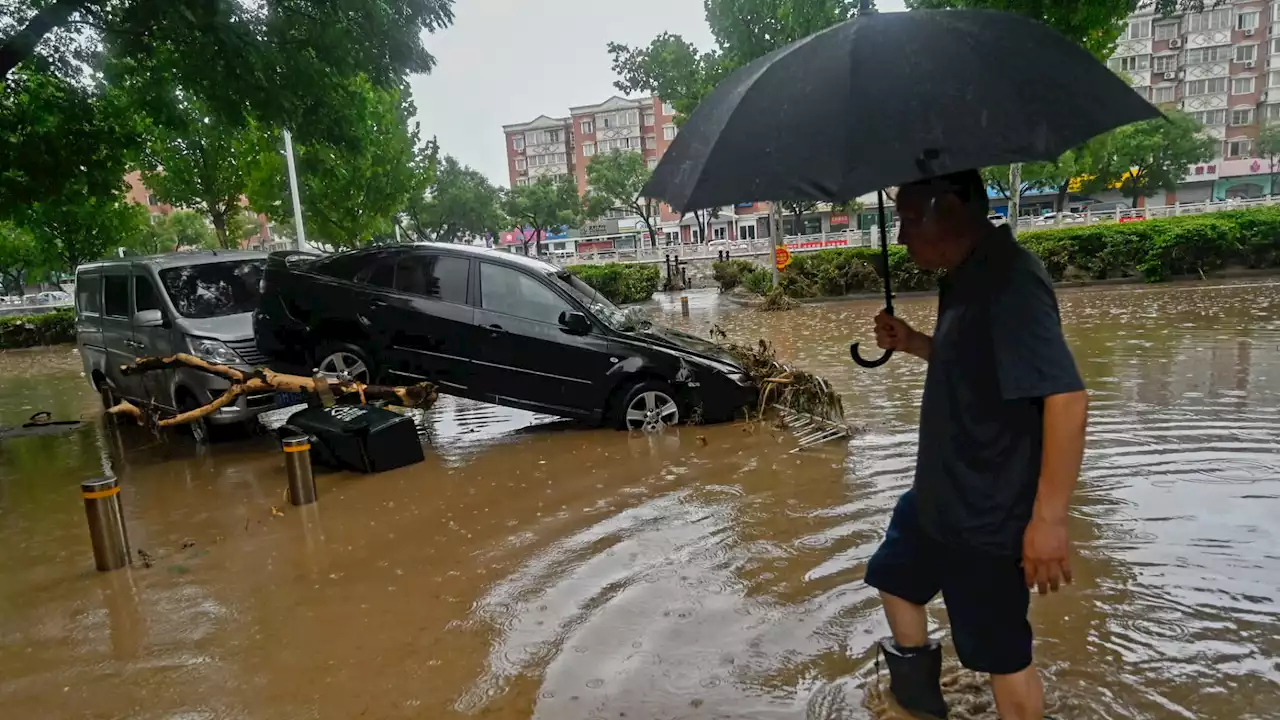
[255,243,758,430]
[75,251,273,441]
[1033,212,1084,226]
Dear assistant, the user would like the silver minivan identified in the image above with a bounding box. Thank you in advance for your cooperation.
[75,251,274,439]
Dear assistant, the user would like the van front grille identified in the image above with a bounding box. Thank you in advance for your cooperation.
[226,338,268,367]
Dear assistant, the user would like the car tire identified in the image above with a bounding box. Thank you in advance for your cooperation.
[616,379,680,432]
[178,391,211,444]
[313,343,376,385]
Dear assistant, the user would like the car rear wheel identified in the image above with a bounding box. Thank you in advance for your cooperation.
[618,380,679,432]
[314,343,374,385]
[178,392,210,444]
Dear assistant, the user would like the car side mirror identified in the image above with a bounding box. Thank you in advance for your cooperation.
[133,309,165,328]
[558,310,590,335]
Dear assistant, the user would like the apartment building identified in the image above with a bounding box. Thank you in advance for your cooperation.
[1110,2,1280,201]
[503,95,776,251]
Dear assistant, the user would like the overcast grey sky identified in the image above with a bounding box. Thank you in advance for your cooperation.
[408,0,908,186]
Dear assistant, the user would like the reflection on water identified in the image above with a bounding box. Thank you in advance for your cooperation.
[0,279,1278,719]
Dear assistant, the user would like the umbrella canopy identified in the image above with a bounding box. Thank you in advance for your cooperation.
[644,9,1162,213]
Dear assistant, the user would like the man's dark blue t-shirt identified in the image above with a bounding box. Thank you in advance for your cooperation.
[914,225,1085,556]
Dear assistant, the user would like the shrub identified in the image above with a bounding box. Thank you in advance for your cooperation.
[742,267,774,295]
[711,259,760,291]
[566,263,661,304]
[0,308,75,349]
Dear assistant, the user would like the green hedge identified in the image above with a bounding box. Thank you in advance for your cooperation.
[758,207,1280,299]
[712,259,760,291]
[0,308,75,349]
[566,263,662,304]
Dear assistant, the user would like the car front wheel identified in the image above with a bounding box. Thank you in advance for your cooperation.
[314,343,374,385]
[618,380,679,432]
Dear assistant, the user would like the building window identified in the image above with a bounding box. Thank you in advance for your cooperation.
[581,120,593,134]
[1227,137,1252,157]
[1185,8,1230,33]
[663,125,677,141]
[582,142,595,157]
[1237,45,1258,64]
[738,224,757,241]
[644,135,657,149]
[1185,77,1229,95]
[512,136,524,151]
[1231,107,1255,125]
[1237,11,1260,31]
[643,112,655,126]
[1109,54,1150,72]
[1271,36,1280,55]
[1153,54,1178,73]
[647,157,658,170]
[1127,19,1151,39]
[1152,85,1177,104]
[1155,22,1179,41]
[661,101,675,115]
[1266,103,1280,121]
[1269,69,1280,87]
[1185,46,1233,64]
[515,158,527,171]
[1273,2,1280,23]
[1233,76,1256,95]
[1189,108,1228,125]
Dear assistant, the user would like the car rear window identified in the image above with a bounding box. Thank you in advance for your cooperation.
[76,275,101,314]
[393,254,468,303]
[159,260,264,319]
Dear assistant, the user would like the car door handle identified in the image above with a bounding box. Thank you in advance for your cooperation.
[486,324,504,336]
[369,298,388,308]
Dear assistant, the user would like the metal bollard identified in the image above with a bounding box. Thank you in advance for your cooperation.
[82,477,130,572]
[283,435,317,506]
[680,296,690,316]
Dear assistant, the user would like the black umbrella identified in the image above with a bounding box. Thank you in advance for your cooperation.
[643,9,1161,367]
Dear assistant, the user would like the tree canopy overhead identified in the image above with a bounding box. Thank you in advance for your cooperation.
[585,150,661,249]
[403,155,506,244]
[1,0,454,144]
[503,177,582,256]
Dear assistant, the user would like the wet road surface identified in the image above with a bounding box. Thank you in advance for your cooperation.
[1,279,1278,719]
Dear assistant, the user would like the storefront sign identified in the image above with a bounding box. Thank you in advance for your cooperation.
[774,246,792,270]
[829,213,850,227]
[577,240,614,253]
[785,238,850,251]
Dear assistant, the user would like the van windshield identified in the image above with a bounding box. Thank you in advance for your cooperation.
[159,260,264,319]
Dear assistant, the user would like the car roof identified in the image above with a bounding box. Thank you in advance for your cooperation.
[78,249,268,274]
[322,242,563,274]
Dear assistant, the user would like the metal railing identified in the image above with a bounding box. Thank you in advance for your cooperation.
[546,195,1280,266]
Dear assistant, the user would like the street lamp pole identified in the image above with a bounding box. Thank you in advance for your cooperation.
[283,128,308,251]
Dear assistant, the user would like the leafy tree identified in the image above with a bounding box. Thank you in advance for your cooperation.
[403,155,505,244]
[585,151,662,250]
[1,1,454,142]
[1256,121,1280,197]
[226,209,265,247]
[503,177,582,257]
[0,222,42,296]
[247,77,437,251]
[128,210,218,255]
[780,200,819,236]
[25,197,149,273]
[1084,110,1216,208]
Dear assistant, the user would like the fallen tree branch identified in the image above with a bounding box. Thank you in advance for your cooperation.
[107,355,437,427]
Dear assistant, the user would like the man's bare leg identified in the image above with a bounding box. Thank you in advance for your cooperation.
[881,591,928,647]
[991,666,1044,720]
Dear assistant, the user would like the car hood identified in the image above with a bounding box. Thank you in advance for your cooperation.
[176,312,255,341]
[622,324,744,370]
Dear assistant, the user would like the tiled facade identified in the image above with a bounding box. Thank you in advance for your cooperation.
[1112,2,1280,163]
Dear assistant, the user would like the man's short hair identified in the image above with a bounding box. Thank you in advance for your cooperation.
[901,169,990,218]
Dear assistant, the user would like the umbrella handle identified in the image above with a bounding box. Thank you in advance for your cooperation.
[849,343,894,368]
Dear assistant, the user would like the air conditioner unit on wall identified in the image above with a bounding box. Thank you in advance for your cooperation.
[1246,28,1256,36]
[1169,38,1182,48]
[1164,71,1177,80]
[1247,60,1257,68]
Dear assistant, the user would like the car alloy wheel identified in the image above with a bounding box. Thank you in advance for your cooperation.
[317,350,370,385]
[625,390,679,433]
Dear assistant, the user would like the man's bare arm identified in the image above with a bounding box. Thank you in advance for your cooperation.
[906,330,933,362]
[1034,389,1089,522]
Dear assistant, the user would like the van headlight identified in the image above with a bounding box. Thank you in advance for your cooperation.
[188,337,242,365]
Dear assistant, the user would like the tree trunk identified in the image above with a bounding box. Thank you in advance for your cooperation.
[1008,164,1022,236]
[770,202,784,289]
[0,0,88,78]
[211,212,231,249]
[1056,183,1069,214]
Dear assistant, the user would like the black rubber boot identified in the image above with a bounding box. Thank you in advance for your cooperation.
[878,637,948,719]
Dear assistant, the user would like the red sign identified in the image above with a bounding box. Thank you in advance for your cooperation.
[577,240,614,253]
[829,213,850,226]
[1117,215,1144,223]
[774,246,792,270]
[785,238,850,251]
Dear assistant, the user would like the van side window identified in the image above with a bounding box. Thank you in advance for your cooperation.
[76,276,101,314]
[134,276,162,313]
[103,276,130,318]
[394,254,468,303]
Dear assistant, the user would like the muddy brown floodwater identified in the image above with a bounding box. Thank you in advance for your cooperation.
[1,279,1279,720]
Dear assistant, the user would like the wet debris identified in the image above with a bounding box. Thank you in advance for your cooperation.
[137,548,155,568]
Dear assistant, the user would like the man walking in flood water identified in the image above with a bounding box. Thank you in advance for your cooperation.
[865,170,1089,720]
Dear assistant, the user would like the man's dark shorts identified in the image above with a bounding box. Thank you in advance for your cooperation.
[865,490,1032,675]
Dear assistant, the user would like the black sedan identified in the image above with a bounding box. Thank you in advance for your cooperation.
[254,243,758,430]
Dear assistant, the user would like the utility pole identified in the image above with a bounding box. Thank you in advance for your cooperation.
[771,202,784,288]
[1008,163,1022,237]
[283,129,308,251]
